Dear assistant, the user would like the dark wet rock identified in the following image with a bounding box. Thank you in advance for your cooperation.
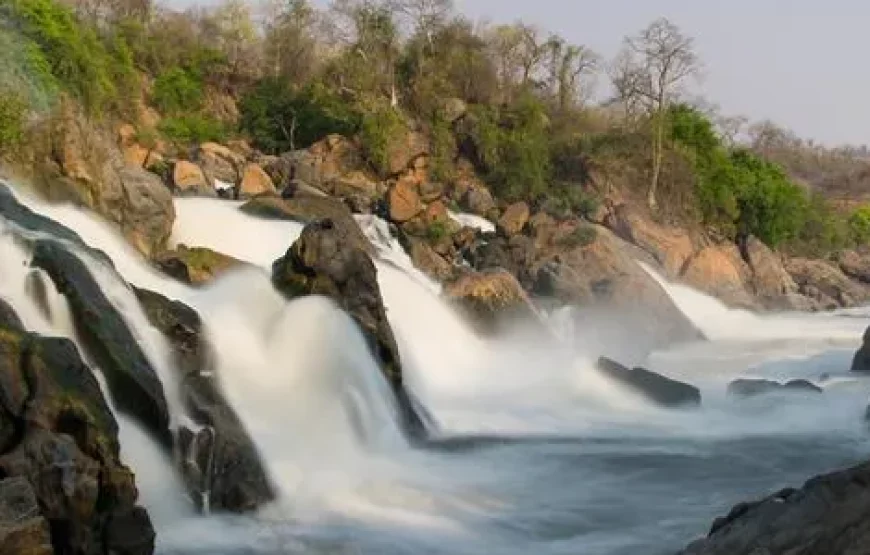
[133,287,275,512]
[0,298,23,332]
[0,477,53,555]
[272,218,428,439]
[30,240,171,447]
[154,245,245,287]
[679,459,870,555]
[596,357,701,408]
[241,195,374,256]
[0,325,155,555]
[851,326,870,373]
[728,378,823,397]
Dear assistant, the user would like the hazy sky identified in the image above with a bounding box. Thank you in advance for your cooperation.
[167,0,870,146]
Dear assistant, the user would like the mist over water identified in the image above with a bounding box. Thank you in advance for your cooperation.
[1,189,868,554]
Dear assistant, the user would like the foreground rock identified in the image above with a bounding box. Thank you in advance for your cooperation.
[0,311,155,554]
[786,258,870,309]
[680,459,870,555]
[444,269,542,334]
[727,378,823,397]
[851,326,870,373]
[134,288,274,512]
[241,195,374,256]
[596,357,701,408]
[30,240,172,447]
[154,245,245,286]
[272,219,428,438]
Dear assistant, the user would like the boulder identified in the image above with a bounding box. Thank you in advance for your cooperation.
[462,185,496,217]
[0,321,155,555]
[786,258,870,308]
[596,357,701,408]
[444,269,541,334]
[154,245,245,287]
[272,219,427,439]
[0,477,52,555]
[727,378,823,397]
[851,326,870,373]
[40,98,175,257]
[384,129,429,177]
[238,163,276,199]
[388,177,424,223]
[30,240,171,447]
[240,195,373,256]
[680,245,757,309]
[679,459,870,555]
[419,180,445,203]
[172,161,214,197]
[838,249,870,284]
[0,298,23,332]
[535,225,703,351]
[133,288,275,513]
[606,204,694,276]
[743,237,805,309]
[422,200,449,228]
[197,142,243,186]
[406,237,453,282]
[497,202,530,237]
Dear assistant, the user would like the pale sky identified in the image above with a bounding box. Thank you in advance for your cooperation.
[167,0,870,147]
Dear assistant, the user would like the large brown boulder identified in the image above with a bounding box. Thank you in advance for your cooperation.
[406,237,453,282]
[444,269,541,334]
[384,128,429,177]
[238,163,276,199]
[535,225,702,351]
[742,237,809,310]
[606,204,694,277]
[497,202,530,237]
[0,315,155,555]
[388,177,424,223]
[838,249,870,284]
[40,98,175,258]
[272,219,428,439]
[240,195,373,256]
[172,161,214,197]
[154,245,245,287]
[133,288,275,513]
[680,245,757,309]
[785,258,870,309]
[197,142,243,186]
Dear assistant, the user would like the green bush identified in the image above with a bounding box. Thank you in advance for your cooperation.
[152,68,203,114]
[158,115,227,145]
[360,103,406,176]
[558,225,597,248]
[239,79,359,154]
[6,0,135,114]
[426,220,449,242]
[849,206,870,245]
[0,90,27,151]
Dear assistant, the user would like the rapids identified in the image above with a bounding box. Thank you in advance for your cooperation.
[0,186,868,554]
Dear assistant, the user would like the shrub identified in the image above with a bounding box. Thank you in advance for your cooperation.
[426,220,449,242]
[158,115,227,145]
[849,206,870,245]
[152,68,203,114]
[558,225,597,249]
[239,79,359,154]
[0,90,27,151]
[359,103,406,176]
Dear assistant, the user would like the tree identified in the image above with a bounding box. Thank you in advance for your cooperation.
[261,0,319,83]
[612,18,700,209]
[546,36,599,111]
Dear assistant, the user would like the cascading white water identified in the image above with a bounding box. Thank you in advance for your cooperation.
[2,187,870,555]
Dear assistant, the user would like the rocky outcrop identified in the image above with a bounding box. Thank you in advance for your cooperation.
[30,240,172,447]
[241,195,374,256]
[606,204,694,277]
[238,163,276,199]
[0,313,155,555]
[596,357,701,408]
[727,378,823,397]
[786,258,870,309]
[272,219,427,438]
[444,269,541,334]
[838,249,870,284]
[172,161,214,197]
[388,177,424,223]
[133,288,274,513]
[680,245,756,309]
[197,142,243,187]
[40,99,175,258]
[405,237,454,282]
[154,245,245,286]
[680,459,870,555]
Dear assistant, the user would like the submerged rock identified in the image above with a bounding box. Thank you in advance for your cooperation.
[680,459,870,555]
[0,320,155,555]
[133,287,275,512]
[30,240,172,447]
[595,357,701,408]
[728,378,823,397]
[272,218,428,438]
[851,326,870,373]
[154,245,244,287]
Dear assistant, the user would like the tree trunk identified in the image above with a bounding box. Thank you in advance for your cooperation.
[648,110,664,210]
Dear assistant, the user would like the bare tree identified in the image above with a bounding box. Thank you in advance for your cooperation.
[546,36,599,110]
[611,18,701,209]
